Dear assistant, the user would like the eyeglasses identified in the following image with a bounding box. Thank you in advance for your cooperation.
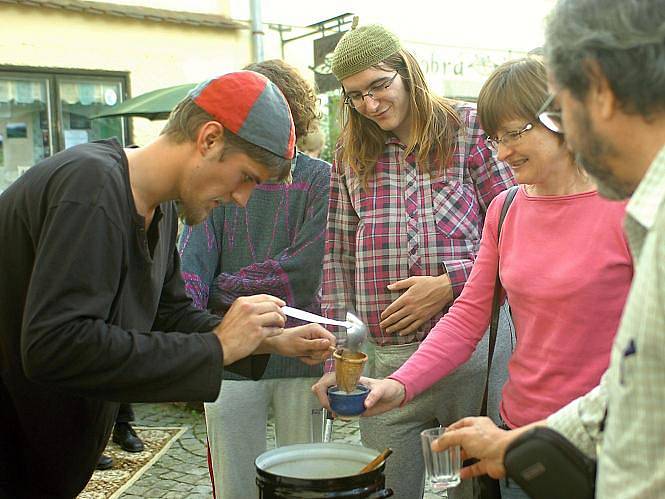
[537,94,563,134]
[343,72,399,109]
[486,122,534,152]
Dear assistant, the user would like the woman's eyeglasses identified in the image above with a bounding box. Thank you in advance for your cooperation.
[486,122,534,151]
[486,94,564,152]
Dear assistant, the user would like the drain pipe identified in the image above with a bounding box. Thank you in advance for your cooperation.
[250,0,264,62]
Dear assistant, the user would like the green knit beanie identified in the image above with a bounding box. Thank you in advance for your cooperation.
[331,18,402,81]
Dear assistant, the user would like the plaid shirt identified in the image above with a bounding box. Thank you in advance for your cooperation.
[322,103,515,346]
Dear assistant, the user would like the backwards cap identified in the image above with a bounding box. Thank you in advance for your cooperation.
[189,71,295,160]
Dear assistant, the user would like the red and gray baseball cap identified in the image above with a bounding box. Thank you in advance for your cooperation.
[189,71,295,160]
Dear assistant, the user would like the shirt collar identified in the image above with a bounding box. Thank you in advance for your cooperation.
[385,135,405,148]
[626,144,665,230]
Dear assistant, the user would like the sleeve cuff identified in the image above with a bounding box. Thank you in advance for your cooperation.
[442,260,473,298]
[215,329,269,381]
[387,375,411,406]
[546,384,606,459]
[200,332,224,401]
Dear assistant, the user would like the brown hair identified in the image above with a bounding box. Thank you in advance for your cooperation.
[477,56,549,138]
[244,59,319,140]
[478,55,578,168]
[161,97,291,181]
[337,48,462,186]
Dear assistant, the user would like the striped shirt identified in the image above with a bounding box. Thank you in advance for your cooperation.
[322,103,515,346]
[178,152,331,379]
[548,145,665,498]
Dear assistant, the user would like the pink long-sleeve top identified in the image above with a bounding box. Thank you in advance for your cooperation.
[390,187,633,428]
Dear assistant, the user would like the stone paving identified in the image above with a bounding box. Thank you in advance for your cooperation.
[118,402,440,498]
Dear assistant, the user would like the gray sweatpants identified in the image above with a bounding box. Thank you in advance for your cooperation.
[360,303,513,499]
[205,377,322,499]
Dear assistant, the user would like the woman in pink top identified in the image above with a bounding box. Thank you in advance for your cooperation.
[359,56,633,498]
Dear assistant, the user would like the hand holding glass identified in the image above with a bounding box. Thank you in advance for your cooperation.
[420,427,461,491]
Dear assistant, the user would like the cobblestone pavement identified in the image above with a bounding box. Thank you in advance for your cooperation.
[119,402,440,498]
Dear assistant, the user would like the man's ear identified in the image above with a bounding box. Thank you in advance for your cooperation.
[584,59,616,121]
[196,121,225,156]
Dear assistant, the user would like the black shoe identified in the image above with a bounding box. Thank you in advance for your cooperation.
[96,454,113,470]
[112,422,145,452]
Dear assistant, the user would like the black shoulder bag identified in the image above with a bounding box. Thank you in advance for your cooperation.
[474,185,519,499]
[503,426,596,499]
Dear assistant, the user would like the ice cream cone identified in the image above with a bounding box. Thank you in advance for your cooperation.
[334,350,368,393]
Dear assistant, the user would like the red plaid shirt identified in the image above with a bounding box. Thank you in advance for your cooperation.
[322,103,515,346]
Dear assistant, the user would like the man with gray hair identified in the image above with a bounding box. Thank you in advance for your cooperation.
[428,0,665,497]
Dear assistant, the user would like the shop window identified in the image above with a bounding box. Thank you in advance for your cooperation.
[0,69,128,193]
[58,78,124,150]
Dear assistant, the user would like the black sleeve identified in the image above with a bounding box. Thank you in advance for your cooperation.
[21,201,225,402]
[153,246,269,380]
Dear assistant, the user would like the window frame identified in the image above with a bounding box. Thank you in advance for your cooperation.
[0,65,132,153]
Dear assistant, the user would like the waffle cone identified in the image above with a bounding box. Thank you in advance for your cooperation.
[334,350,368,393]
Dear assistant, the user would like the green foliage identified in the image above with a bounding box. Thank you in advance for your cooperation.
[320,93,341,164]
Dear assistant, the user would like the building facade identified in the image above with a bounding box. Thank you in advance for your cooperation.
[0,0,252,192]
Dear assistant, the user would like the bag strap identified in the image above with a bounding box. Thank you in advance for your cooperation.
[480,185,519,417]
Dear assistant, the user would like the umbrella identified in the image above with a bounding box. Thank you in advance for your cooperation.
[92,82,198,120]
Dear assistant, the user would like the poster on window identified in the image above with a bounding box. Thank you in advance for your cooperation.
[64,129,88,149]
[6,123,28,139]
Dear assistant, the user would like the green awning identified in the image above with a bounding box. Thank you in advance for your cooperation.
[92,83,198,120]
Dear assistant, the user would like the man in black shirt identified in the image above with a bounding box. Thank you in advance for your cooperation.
[0,71,335,498]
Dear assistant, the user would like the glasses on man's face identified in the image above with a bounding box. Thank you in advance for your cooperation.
[486,122,534,152]
[537,93,563,134]
[343,71,399,109]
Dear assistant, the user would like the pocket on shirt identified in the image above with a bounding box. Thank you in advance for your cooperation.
[619,338,637,386]
[431,179,479,240]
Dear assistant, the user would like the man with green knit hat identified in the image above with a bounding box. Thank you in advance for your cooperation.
[312,19,515,499]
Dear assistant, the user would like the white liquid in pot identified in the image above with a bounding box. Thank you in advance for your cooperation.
[256,443,380,480]
[267,456,368,479]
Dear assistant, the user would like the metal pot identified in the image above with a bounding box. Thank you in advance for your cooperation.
[255,443,393,498]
